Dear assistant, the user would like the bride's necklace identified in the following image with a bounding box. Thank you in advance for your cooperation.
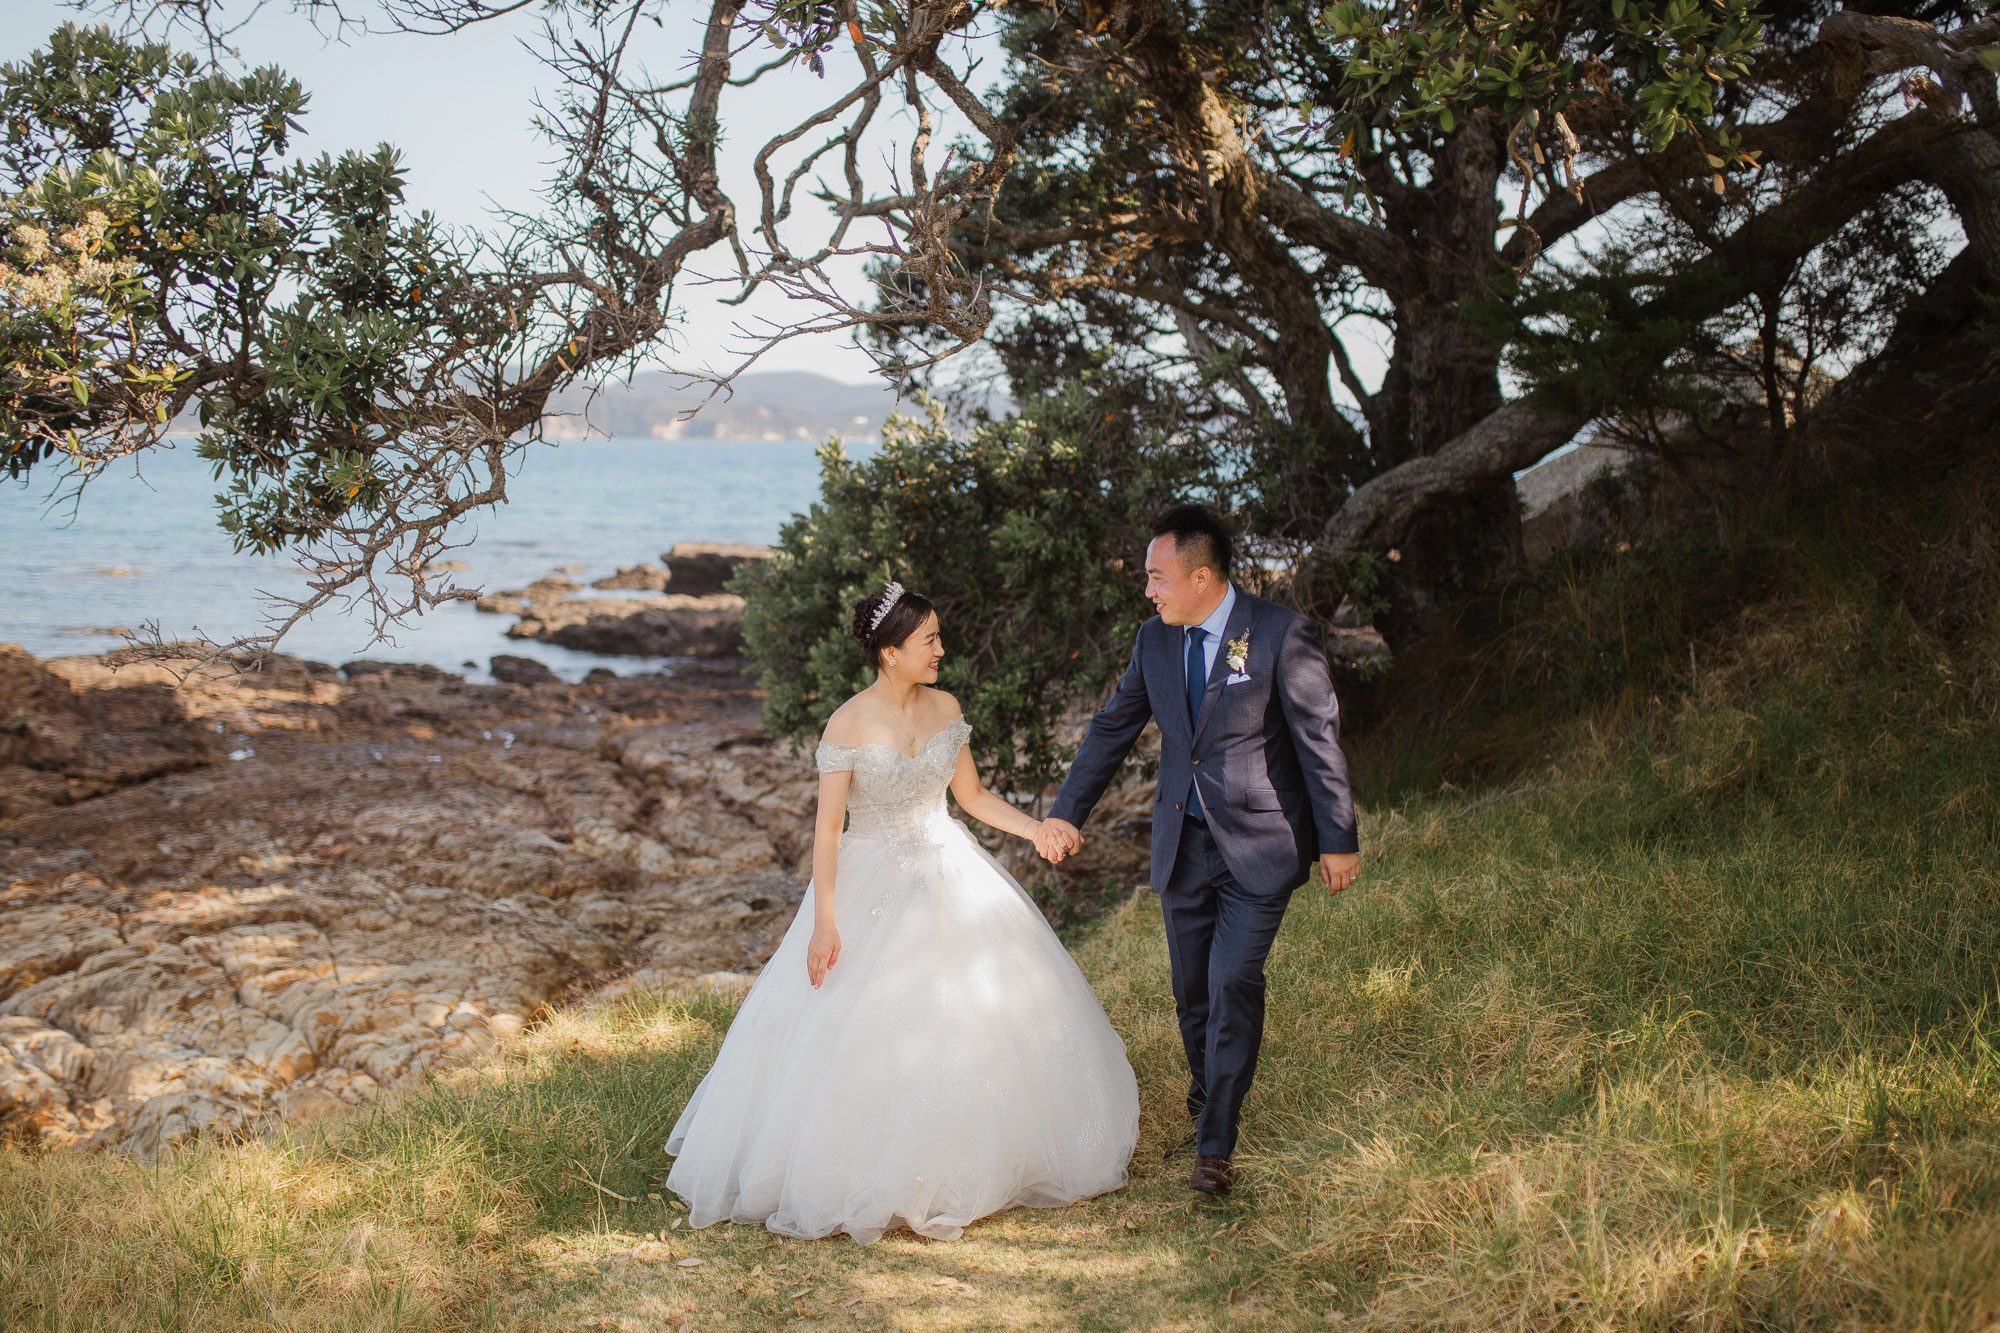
[877,684,922,753]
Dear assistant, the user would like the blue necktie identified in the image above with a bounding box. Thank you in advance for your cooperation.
[1185,627,1207,821]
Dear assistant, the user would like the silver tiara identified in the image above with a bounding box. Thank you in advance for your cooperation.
[868,581,906,635]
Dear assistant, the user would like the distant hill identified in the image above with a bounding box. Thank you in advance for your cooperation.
[541,370,910,442]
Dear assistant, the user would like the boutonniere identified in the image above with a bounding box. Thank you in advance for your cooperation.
[1225,631,1251,675]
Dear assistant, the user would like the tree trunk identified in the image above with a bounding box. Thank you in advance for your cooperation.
[1363,119,1524,652]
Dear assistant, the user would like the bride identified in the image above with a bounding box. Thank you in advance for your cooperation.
[665,582,1140,1243]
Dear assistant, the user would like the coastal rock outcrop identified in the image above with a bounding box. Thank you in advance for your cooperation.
[508,594,747,657]
[474,575,580,616]
[474,555,767,658]
[489,654,562,686]
[660,542,770,596]
[591,564,671,592]
[0,645,224,816]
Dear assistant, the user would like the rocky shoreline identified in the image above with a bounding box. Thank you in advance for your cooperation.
[0,640,829,1155]
[1,629,1150,1157]
[477,542,771,659]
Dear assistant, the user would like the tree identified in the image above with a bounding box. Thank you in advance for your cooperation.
[877,0,1996,647]
[2,0,1023,655]
[4,0,1996,661]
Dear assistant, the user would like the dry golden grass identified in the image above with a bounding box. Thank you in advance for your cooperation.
[7,840,1996,1332]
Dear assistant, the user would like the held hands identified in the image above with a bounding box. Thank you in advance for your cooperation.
[1034,817,1084,864]
[807,919,841,988]
[1036,818,1352,884]
[1320,852,1360,895]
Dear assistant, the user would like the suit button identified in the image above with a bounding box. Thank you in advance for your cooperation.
[1174,802,1182,810]
[1192,757,1201,765]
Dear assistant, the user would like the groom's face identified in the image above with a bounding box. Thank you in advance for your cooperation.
[1145,536,1219,626]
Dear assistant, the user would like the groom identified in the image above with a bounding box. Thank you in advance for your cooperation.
[1036,503,1360,1196]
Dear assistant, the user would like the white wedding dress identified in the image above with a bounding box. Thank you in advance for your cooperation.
[665,716,1139,1243]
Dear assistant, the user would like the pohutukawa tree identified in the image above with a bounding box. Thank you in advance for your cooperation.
[0,0,1033,655]
[2,0,1996,658]
[880,0,1999,646]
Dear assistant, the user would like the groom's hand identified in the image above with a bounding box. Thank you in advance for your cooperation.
[1320,852,1360,895]
[1037,818,1083,863]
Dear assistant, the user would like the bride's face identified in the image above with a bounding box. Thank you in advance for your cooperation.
[883,612,945,683]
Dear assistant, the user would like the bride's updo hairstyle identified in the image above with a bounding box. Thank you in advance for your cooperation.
[851,585,936,670]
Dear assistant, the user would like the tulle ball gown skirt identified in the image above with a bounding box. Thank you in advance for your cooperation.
[665,807,1139,1243]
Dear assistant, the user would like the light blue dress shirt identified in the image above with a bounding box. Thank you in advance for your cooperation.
[1186,582,1238,687]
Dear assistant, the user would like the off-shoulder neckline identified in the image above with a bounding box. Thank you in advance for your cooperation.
[819,714,968,761]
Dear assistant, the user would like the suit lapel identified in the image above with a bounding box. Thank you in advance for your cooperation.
[1191,593,1254,747]
[1157,621,1196,745]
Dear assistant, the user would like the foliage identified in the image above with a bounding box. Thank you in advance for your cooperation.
[1467,183,1956,436]
[0,23,514,554]
[895,0,1778,490]
[869,0,1995,647]
[1318,0,1766,161]
[0,9,733,657]
[739,377,1218,793]
[11,1,1995,661]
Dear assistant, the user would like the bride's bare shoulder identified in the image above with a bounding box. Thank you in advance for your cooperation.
[920,686,963,719]
[820,693,878,746]
[919,687,965,732]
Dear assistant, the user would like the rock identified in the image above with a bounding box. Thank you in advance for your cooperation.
[584,668,621,684]
[0,1016,103,1143]
[340,660,460,683]
[489,655,562,687]
[659,543,772,596]
[509,594,745,658]
[0,643,842,1155]
[0,644,222,816]
[692,970,757,996]
[473,576,580,616]
[576,895,637,937]
[591,564,670,592]
[1515,444,1648,562]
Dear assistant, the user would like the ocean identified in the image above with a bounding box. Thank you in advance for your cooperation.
[2,437,872,681]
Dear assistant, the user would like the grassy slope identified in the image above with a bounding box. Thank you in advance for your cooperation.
[5,515,1998,1331]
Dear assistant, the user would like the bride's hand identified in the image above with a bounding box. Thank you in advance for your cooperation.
[807,921,841,988]
[1034,817,1082,863]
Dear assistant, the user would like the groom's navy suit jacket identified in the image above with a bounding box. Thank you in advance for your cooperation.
[1050,590,1358,896]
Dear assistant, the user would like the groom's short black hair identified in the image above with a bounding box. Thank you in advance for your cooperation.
[1152,503,1233,579]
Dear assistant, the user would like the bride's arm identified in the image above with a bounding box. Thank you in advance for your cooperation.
[948,738,1044,843]
[811,768,852,903]
[806,760,853,988]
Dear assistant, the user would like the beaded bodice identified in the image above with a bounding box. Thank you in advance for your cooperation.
[816,716,971,843]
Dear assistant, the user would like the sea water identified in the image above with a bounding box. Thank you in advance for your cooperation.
[1,437,872,681]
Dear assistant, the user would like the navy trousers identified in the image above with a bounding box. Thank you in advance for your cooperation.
[1160,815,1296,1159]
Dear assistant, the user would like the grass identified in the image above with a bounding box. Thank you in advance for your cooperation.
[6,499,2000,1329]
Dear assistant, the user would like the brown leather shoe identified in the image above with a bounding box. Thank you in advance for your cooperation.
[1190,1154,1233,1195]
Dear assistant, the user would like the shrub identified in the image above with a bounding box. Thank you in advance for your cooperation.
[738,380,1217,793]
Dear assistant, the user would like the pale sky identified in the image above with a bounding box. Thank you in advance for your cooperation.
[3,0,945,384]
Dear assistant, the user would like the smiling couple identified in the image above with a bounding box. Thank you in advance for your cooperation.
[663,502,1360,1243]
